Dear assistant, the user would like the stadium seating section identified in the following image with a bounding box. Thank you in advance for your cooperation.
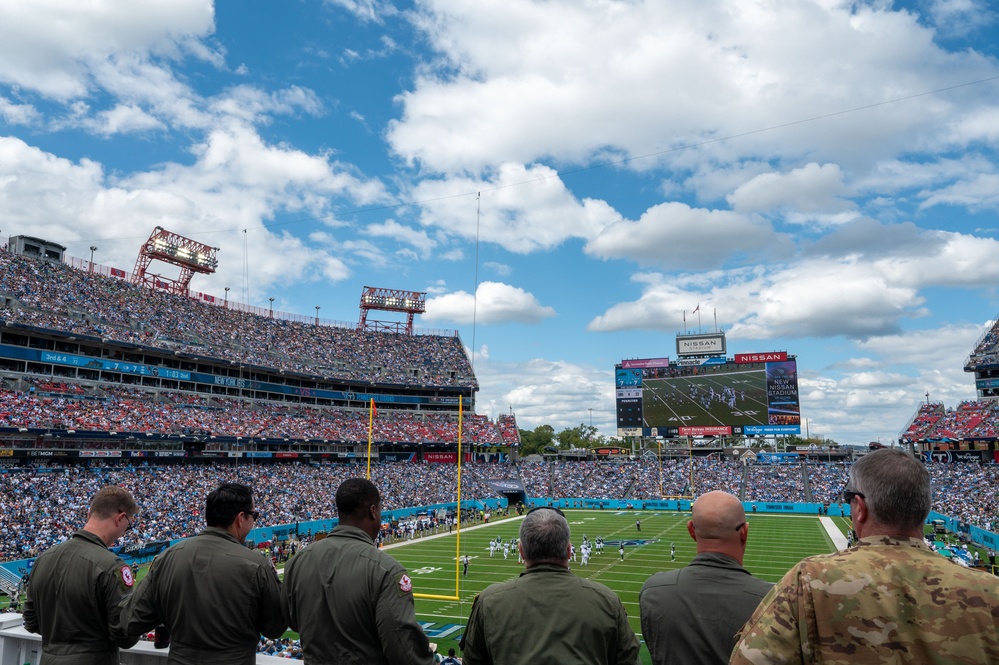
[2,457,997,562]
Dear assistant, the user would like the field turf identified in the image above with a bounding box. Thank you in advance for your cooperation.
[392,509,848,664]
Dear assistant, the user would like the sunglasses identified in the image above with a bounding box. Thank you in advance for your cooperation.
[245,509,261,521]
[842,489,865,503]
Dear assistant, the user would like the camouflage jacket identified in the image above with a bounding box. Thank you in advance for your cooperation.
[730,535,999,665]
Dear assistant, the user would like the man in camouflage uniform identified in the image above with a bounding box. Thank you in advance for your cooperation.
[23,486,140,665]
[283,478,433,665]
[460,507,640,665]
[730,448,999,665]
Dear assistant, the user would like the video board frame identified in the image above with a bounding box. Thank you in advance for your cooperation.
[616,354,800,438]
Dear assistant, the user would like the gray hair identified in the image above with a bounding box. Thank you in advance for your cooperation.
[519,508,571,563]
[850,448,930,531]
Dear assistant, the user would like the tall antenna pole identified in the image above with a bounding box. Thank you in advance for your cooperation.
[471,193,481,376]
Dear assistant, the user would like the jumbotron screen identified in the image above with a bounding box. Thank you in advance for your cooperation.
[615,353,800,438]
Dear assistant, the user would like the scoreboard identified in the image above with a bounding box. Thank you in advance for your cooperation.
[616,350,800,438]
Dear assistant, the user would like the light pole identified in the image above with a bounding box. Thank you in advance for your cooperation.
[224,286,229,308]
[269,297,275,318]
[315,305,320,325]
[89,245,98,273]
[588,408,593,428]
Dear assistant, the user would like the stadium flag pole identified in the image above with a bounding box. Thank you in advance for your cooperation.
[414,395,462,601]
[366,398,375,480]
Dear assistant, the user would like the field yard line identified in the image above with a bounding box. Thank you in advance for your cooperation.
[819,516,848,550]
[382,515,527,552]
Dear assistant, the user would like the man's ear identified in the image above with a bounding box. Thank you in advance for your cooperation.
[686,521,697,541]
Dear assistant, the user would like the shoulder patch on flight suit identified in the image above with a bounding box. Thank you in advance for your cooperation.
[399,573,412,594]
[121,565,134,588]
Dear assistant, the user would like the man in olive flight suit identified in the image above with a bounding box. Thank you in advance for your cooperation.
[23,486,140,665]
[283,477,434,665]
[120,483,285,664]
[640,491,772,665]
[460,507,640,665]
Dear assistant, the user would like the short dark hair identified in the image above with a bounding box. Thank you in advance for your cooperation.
[519,507,570,563]
[90,486,137,520]
[206,483,254,528]
[335,478,380,518]
[850,448,930,531]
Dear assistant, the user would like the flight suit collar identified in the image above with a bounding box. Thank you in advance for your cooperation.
[330,523,376,545]
[74,528,111,550]
[519,563,570,578]
[688,551,751,573]
[197,526,242,545]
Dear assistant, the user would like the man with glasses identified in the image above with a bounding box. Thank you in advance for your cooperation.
[283,477,433,665]
[24,485,140,664]
[639,490,772,665]
[731,448,999,664]
[460,506,640,664]
[120,482,285,663]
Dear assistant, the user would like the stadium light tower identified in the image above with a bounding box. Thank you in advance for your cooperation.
[315,305,320,325]
[131,226,219,296]
[89,245,98,273]
[358,286,427,335]
[224,286,230,307]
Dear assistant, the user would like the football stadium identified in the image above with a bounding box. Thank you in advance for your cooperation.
[1,235,998,664]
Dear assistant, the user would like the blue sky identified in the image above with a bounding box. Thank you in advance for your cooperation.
[2,0,999,445]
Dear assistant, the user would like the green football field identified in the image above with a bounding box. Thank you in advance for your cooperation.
[390,509,848,664]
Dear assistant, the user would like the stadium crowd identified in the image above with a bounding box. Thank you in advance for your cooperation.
[0,250,475,388]
[967,315,999,368]
[0,461,503,561]
[0,379,507,445]
[1,456,994,563]
[901,400,999,442]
